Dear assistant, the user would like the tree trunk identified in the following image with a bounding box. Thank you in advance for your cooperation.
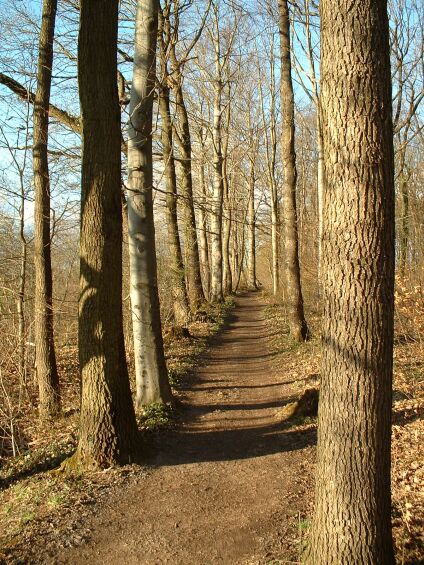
[18,172,27,383]
[33,0,60,417]
[307,0,395,562]
[316,113,324,286]
[246,138,258,290]
[221,108,232,296]
[69,0,138,469]
[198,133,210,299]
[278,0,309,342]
[398,147,409,276]
[157,8,190,325]
[170,61,205,309]
[271,192,279,296]
[127,0,172,409]
[158,84,191,326]
[210,61,224,303]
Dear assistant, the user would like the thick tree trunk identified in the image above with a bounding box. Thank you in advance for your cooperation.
[69,0,138,469]
[307,0,395,562]
[278,0,309,342]
[158,84,191,326]
[127,0,172,409]
[33,0,60,417]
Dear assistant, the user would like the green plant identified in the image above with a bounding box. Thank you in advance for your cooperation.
[138,402,175,431]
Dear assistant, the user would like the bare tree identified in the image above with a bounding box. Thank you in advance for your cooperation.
[278,0,309,341]
[307,0,395,561]
[158,3,191,327]
[33,0,60,417]
[66,0,138,469]
[127,0,173,408]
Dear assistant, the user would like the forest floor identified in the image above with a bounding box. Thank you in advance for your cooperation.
[1,291,423,564]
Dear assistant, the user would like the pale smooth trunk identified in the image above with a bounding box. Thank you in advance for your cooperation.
[127,0,172,408]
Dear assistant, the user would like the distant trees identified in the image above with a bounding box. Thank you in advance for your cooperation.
[307,0,395,561]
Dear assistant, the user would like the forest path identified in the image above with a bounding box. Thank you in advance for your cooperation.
[57,292,315,564]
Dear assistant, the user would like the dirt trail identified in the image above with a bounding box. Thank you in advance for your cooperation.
[56,292,315,565]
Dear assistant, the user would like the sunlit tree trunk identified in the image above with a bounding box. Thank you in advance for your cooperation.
[127,0,172,409]
[68,0,138,469]
[33,0,60,417]
[221,102,232,296]
[170,61,205,309]
[259,34,279,296]
[210,34,224,303]
[307,0,395,561]
[278,0,309,341]
[246,153,257,290]
[158,8,190,326]
[197,128,210,299]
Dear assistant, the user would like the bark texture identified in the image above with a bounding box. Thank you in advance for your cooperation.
[158,80,190,325]
[278,0,309,341]
[307,0,395,562]
[33,0,60,417]
[127,0,172,409]
[158,7,190,326]
[170,62,205,309]
[72,0,138,469]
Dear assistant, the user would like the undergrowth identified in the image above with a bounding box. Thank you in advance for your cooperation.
[0,296,235,561]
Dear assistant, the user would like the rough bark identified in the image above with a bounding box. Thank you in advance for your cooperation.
[157,62,191,326]
[278,0,309,341]
[33,0,60,418]
[166,8,207,309]
[307,0,395,562]
[127,0,172,409]
[69,0,138,469]
[171,76,205,309]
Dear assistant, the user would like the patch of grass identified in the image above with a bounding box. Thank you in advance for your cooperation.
[20,511,35,525]
[137,403,175,432]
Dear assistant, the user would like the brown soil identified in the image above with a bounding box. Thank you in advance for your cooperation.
[10,293,317,564]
